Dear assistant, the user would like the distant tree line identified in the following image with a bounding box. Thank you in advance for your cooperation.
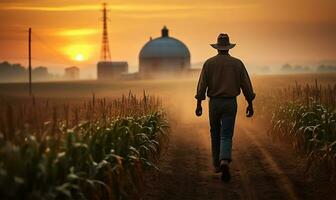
[281,63,336,73]
[0,61,56,82]
[281,63,310,72]
[316,64,336,72]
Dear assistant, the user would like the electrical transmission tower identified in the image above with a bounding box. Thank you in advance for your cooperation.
[101,3,111,61]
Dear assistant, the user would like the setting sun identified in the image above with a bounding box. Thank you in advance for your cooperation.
[63,44,94,62]
[75,53,85,61]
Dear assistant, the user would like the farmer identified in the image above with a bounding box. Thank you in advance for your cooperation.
[195,33,255,182]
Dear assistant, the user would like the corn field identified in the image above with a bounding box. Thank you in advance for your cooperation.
[258,81,336,180]
[0,93,168,199]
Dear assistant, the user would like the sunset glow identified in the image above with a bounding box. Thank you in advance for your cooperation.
[0,0,335,76]
[58,29,99,36]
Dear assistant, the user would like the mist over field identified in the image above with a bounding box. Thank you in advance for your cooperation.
[2,60,336,83]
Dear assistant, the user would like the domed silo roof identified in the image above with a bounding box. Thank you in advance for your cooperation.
[139,26,190,59]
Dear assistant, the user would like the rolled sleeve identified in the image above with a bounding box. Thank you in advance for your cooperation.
[195,62,208,100]
[240,62,255,102]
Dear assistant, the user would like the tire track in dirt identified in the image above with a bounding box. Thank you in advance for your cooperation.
[234,125,291,200]
[239,124,299,200]
[240,121,335,200]
[232,135,259,200]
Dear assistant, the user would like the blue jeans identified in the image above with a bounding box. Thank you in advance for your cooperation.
[209,97,237,168]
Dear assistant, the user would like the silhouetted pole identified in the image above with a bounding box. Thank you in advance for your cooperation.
[28,28,32,96]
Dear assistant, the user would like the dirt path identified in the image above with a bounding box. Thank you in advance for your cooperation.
[143,116,335,200]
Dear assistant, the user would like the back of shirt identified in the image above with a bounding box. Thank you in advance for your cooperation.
[195,54,255,101]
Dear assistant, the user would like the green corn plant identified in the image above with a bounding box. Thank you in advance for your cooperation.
[254,81,336,181]
[0,93,168,200]
[270,101,336,180]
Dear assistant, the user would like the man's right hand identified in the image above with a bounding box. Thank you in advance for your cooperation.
[246,103,254,117]
[195,105,202,117]
[195,100,203,117]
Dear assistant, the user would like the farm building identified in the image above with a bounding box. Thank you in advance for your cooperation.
[139,26,191,77]
[97,61,128,80]
[64,66,80,79]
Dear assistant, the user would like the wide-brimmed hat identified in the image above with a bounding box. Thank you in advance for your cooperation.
[210,33,236,50]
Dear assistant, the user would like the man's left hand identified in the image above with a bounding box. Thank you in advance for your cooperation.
[246,104,254,117]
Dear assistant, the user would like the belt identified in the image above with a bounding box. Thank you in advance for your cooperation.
[210,96,236,100]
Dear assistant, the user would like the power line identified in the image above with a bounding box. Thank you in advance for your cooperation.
[31,32,71,64]
[28,28,32,96]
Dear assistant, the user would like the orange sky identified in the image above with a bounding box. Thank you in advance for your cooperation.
[0,0,335,77]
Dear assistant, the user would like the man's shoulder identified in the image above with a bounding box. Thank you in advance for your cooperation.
[228,55,244,65]
[204,54,244,67]
[204,55,218,64]
[209,54,242,61]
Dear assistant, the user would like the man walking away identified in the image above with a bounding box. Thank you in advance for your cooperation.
[195,33,255,182]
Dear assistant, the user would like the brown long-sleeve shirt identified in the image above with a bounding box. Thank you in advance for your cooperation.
[195,53,255,102]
